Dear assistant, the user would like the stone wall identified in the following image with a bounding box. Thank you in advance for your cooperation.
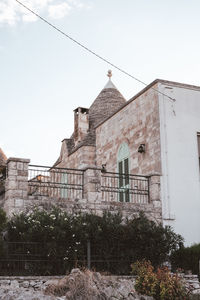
[19,196,162,223]
[4,158,30,216]
[57,145,96,170]
[2,158,162,222]
[0,272,199,299]
[96,85,161,175]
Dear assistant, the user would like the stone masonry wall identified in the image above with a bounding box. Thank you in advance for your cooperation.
[22,195,162,223]
[95,84,161,175]
[2,159,162,222]
[0,272,199,299]
[4,158,30,216]
[57,145,96,170]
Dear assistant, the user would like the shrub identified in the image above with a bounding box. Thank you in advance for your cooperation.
[0,208,7,233]
[171,243,200,277]
[123,212,183,267]
[132,260,188,300]
[0,208,7,256]
[6,208,184,274]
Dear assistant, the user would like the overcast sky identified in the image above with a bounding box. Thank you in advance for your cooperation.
[1,0,200,166]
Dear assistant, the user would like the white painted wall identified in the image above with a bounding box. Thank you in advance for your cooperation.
[159,82,200,245]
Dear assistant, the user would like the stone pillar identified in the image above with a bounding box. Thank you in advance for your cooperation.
[4,158,30,216]
[149,173,161,206]
[83,167,102,202]
[148,173,162,223]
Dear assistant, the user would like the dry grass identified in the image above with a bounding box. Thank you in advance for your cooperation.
[45,268,107,300]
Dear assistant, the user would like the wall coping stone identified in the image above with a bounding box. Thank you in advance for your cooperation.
[80,165,102,171]
[7,158,30,164]
[0,276,63,280]
[148,173,162,176]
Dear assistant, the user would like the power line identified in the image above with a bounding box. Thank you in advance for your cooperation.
[15,0,175,102]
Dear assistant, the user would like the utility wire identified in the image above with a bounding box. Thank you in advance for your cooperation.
[15,0,175,102]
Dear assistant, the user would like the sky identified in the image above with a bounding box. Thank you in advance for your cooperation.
[1,0,200,166]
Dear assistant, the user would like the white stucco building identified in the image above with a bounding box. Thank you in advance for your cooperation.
[158,81,200,245]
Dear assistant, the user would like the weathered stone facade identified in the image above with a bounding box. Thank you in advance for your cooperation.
[96,86,161,175]
[3,158,162,223]
[4,158,30,216]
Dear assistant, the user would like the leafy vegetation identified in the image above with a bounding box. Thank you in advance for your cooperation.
[132,260,188,300]
[171,243,200,277]
[5,208,183,274]
[0,208,7,256]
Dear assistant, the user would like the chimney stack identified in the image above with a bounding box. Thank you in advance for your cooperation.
[74,107,89,146]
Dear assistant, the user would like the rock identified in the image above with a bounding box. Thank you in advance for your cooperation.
[20,280,29,288]
[10,280,19,289]
[44,279,60,287]
[0,280,10,285]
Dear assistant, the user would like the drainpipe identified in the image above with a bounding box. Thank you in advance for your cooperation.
[160,87,175,222]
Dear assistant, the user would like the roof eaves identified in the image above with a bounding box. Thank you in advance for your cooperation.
[94,78,200,129]
[154,79,200,91]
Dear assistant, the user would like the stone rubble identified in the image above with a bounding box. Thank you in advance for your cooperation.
[0,269,200,299]
[0,270,152,300]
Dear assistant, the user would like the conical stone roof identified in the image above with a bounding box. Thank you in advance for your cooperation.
[55,71,126,160]
[89,75,126,128]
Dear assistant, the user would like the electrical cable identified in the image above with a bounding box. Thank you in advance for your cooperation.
[15,0,175,102]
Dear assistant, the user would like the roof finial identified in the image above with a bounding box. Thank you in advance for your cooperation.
[107,70,112,79]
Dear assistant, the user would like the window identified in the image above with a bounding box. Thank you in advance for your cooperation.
[197,133,200,173]
[117,143,130,202]
[60,172,68,198]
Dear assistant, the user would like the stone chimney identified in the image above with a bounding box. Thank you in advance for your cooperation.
[74,107,89,146]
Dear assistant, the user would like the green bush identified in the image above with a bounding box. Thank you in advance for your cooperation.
[0,208,7,232]
[132,260,188,300]
[0,208,7,256]
[6,208,183,274]
[171,243,200,277]
[123,212,183,267]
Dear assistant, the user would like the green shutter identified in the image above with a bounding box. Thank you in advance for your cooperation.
[118,161,123,188]
[124,158,129,185]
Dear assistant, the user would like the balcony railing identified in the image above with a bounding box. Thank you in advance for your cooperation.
[28,165,150,204]
[28,165,84,199]
[101,171,149,204]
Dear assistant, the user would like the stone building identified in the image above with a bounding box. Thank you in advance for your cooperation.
[2,71,200,245]
[53,71,200,245]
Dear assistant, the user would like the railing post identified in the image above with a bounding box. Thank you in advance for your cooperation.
[4,158,30,216]
[83,167,101,202]
[87,240,91,270]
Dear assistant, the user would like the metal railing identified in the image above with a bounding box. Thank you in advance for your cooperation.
[28,165,84,199]
[0,242,67,276]
[0,241,137,275]
[101,171,149,203]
